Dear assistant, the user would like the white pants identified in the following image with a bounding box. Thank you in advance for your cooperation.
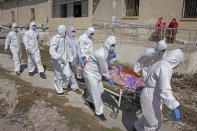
[135,88,163,131]
[10,47,21,72]
[84,74,104,115]
[70,71,79,91]
[27,50,44,73]
[52,59,72,93]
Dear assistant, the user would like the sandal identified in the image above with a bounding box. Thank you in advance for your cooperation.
[74,89,83,94]
[57,92,65,97]
[63,89,68,95]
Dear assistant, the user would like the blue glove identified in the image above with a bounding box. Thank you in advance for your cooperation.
[173,108,180,120]
[108,78,114,85]
[79,57,84,66]
[168,111,172,116]
[4,49,8,54]
[112,52,116,58]
[73,59,77,67]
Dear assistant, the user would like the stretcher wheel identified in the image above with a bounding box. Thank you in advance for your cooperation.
[110,111,118,119]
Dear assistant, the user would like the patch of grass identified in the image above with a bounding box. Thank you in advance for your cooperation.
[40,45,53,71]
[172,72,184,79]
[14,95,39,114]
[163,105,197,129]
[55,105,120,131]
[112,61,134,70]
[47,94,68,105]
[172,72,197,91]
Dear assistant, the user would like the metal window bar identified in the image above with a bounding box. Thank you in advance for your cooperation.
[182,0,197,18]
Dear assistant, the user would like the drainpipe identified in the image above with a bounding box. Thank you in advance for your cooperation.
[15,2,18,24]
[0,7,2,26]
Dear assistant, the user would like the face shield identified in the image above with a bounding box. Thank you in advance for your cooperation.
[14,27,18,32]
[32,25,36,31]
[88,32,94,39]
[71,31,76,38]
[109,44,115,53]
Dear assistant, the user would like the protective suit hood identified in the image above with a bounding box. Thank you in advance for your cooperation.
[157,40,167,52]
[11,23,18,31]
[29,22,36,30]
[164,49,184,69]
[67,26,76,38]
[103,36,116,51]
[86,27,95,36]
[11,23,17,29]
[57,25,66,37]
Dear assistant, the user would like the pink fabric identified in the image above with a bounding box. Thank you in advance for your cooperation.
[110,66,145,90]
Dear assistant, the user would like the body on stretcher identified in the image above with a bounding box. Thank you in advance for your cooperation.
[103,66,145,119]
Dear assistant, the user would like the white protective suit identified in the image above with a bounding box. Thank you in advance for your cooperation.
[79,27,95,58]
[134,49,184,131]
[23,22,44,73]
[134,40,167,80]
[50,25,73,93]
[4,23,22,72]
[84,36,116,115]
[66,26,81,91]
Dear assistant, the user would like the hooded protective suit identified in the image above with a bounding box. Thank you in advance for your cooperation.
[134,49,183,131]
[66,26,81,91]
[4,23,22,72]
[84,36,116,115]
[23,22,44,73]
[134,40,167,80]
[79,27,95,58]
[50,25,73,93]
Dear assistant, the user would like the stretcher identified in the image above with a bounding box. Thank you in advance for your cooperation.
[76,65,144,119]
[103,66,144,119]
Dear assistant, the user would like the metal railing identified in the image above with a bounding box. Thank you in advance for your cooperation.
[1,20,197,52]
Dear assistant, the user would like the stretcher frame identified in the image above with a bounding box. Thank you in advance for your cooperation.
[103,81,142,119]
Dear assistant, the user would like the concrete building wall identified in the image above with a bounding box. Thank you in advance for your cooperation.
[48,0,93,37]
[92,0,197,29]
[93,43,197,74]
[0,0,49,27]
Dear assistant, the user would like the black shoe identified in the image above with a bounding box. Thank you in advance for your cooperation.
[29,72,34,76]
[85,100,95,110]
[16,72,20,76]
[96,114,106,121]
[40,72,46,79]
[133,127,137,131]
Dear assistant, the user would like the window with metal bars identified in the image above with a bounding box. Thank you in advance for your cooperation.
[124,0,139,16]
[182,0,197,18]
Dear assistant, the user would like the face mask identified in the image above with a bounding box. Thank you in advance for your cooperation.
[71,32,75,38]
[159,50,166,55]
[32,25,36,31]
[109,46,115,54]
[88,33,94,39]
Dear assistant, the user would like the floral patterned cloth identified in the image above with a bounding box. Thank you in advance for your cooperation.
[110,66,144,90]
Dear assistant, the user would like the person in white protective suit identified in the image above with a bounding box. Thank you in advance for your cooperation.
[84,36,117,121]
[66,26,84,94]
[134,49,183,131]
[79,27,95,59]
[23,22,46,79]
[4,23,22,76]
[50,25,76,95]
[134,40,167,81]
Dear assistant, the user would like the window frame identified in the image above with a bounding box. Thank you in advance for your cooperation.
[122,0,140,19]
